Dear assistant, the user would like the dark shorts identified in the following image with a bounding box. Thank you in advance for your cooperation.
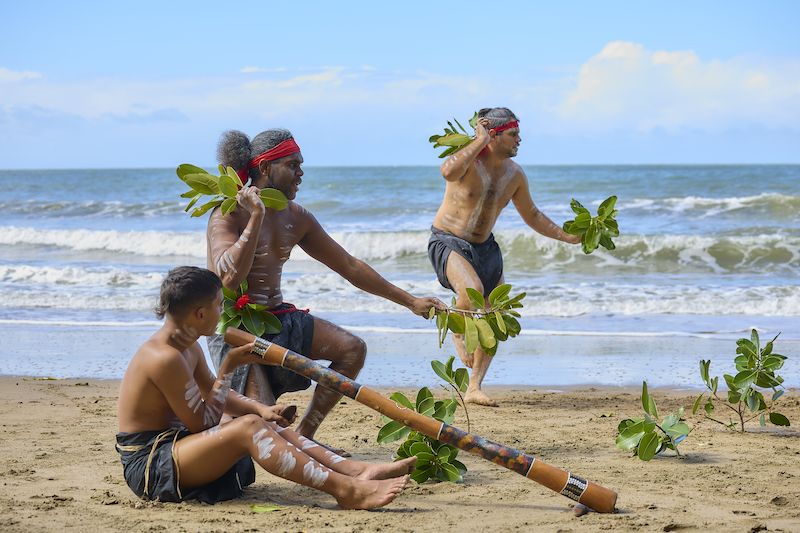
[115,427,255,504]
[428,226,504,293]
[207,303,314,399]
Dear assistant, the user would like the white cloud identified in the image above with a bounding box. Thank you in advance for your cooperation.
[557,41,800,132]
[0,67,43,83]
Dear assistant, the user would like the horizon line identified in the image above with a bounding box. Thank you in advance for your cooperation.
[2,162,800,172]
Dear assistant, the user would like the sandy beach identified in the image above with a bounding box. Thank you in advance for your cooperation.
[1,377,798,532]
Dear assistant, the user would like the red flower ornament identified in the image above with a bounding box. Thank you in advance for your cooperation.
[234,294,250,311]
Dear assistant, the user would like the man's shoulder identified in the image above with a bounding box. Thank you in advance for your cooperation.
[136,339,192,372]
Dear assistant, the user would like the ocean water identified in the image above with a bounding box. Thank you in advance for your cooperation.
[0,165,798,386]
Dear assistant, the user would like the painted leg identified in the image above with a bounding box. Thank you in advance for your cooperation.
[173,415,408,510]
[445,252,499,407]
[244,364,276,406]
[295,317,366,441]
[276,425,416,480]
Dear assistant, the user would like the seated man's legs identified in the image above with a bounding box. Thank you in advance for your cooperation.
[445,252,499,407]
[294,316,366,439]
[173,415,408,509]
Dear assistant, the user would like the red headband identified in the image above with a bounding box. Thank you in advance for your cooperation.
[236,138,301,184]
[491,120,519,133]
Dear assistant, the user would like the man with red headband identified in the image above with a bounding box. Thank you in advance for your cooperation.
[206,128,444,452]
[428,107,580,406]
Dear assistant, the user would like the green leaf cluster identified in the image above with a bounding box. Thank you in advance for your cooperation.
[429,283,524,357]
[562,196,620,254]
[176,163,288,217]
[616,381,691,461]
[428,112,479,159]
[693,330,790,432]
[377,356,469,483]
[217,280,282,337]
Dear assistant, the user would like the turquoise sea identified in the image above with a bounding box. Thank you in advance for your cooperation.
[0,165,797,387]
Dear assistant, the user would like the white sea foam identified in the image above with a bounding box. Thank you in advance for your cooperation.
[0,226,205,257]
[2,225,797,274]
[0,264,163,287]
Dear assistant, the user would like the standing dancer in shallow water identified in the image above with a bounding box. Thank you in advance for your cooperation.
[428,108,580,406]
[206,128,444,450]
[116,266,413,507]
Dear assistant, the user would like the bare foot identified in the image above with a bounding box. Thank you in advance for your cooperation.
[336,475,408,510]
[465,389,499,407]
[356,457,417,480]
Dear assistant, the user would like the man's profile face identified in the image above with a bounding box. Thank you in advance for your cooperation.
[494,128,521,158]
[199,290,224,336]
[262,152,304,200]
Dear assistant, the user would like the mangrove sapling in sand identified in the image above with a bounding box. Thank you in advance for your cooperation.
[616,381,692,461]
[377,356,470,483]
[693,329,790,432]
[429,283,525,357]
[562,196,620,254]
[176,163,288,217]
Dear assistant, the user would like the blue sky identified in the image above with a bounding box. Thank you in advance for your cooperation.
[1,1,798,167]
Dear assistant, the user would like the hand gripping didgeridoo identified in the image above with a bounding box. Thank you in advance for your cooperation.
[225,328,618,513]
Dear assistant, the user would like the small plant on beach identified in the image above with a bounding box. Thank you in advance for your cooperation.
[428,283,525,356]
[693,329,790,432]
[428,112,479,158]
[176,163,288,217]
[217,280,282,337]
[562,196,620,254]
[377,356,470,483]
[616,381,691,461]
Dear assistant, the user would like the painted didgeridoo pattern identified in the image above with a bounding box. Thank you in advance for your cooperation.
[226,328,618,513]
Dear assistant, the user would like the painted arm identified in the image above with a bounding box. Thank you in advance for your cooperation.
[206,186,265,289]
[298,214,444,317]
[440,117,493,182]
[512,174,581,244]
[148,344,237,433]
[193,345,293,426]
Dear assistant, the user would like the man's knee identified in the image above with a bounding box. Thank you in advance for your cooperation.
[235,413,269,436]
[342,335,367,371]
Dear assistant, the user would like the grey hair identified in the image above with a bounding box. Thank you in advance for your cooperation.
[477,107,518,130]
[216,128,294,183]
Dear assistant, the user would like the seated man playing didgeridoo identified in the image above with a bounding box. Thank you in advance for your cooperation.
[116,266,414,507]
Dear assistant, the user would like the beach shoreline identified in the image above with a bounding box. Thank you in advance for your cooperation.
[2,376,798,532]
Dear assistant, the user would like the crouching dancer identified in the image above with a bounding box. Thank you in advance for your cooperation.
[116,266,413,507]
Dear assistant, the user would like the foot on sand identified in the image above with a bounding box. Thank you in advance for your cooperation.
[336,475,409,510]
[356,457,417,480]
[465,389,499,407]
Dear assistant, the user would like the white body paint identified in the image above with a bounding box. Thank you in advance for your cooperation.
[252,429,275,460]
[302,461,329,487]
[276,450,297,476]
[299,436,319,450]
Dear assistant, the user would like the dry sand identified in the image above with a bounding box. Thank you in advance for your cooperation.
[1,376,798,532]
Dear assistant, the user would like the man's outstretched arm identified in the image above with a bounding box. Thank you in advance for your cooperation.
[298,215,444,317]
[512,173,581,244]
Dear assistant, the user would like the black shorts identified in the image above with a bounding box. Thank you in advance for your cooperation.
[115,427,255,503]
[428,226,504,293]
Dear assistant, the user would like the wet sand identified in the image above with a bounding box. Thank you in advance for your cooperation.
[0,377,798,532]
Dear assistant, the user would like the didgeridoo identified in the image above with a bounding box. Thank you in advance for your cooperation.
[225,328,617,513]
